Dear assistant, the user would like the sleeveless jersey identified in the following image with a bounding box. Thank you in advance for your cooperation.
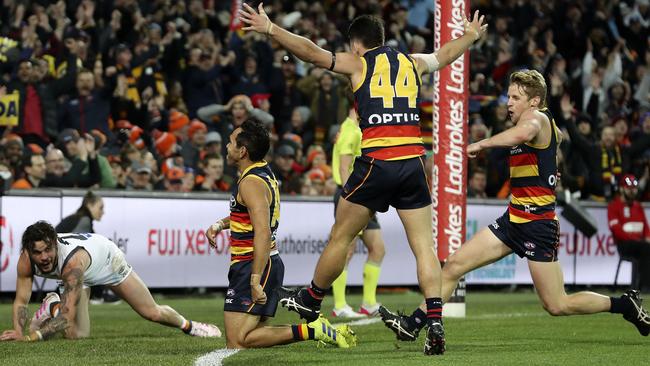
[353,46,424,161]
[229,161,280,264]
[508,108,559,223]
[32,233,130,287]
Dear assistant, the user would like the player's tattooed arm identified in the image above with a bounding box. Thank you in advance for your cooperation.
[39,267,84,339]
[16,306,28,332]
[36,251,90,340]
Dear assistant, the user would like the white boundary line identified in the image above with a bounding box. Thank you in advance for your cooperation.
[193,348,240,366]
[192,317,381,366]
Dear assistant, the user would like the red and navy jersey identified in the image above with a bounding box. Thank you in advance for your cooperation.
[229,161,280,264]
[508,108,559,223]
[354,46,424,161]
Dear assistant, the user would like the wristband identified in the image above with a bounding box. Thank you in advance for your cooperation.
[211,220,224,232]
[250,274,262,285]
[328,52,336,71]
[266,22,274,36]
[35,331,43,341]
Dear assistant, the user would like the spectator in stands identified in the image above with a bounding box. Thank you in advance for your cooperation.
[109,156,129,189]
[11,152,46,189]
[204,131,222,157]
[297,70,349,145]
[46,129,101,188]
[127,160,153,191]
[3,135,24,176]
[183,44,234,118]
[164,167,185,192]
[59,69,112,135]
[181,119,208,170]
[301,168,326,196]
[230,51,271,98]
[607,174,650,291]
[168,109,190,143]
[288,106,314,151]
[195,154,231,192]
[270,144,301,195]
[269,54,304,134]
[468,168,488,199]
[5,42,79,146]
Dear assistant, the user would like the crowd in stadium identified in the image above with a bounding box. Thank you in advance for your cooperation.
[0,0,647,201]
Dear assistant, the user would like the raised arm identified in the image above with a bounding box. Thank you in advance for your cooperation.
[238,3,363,77]
[411,10,487,74]
[33,250,90,340]
[239,176,273,305]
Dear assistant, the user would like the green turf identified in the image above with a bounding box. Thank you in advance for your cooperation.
[0,290,647,365]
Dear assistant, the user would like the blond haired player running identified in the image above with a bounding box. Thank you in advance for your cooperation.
[379,70,650,341]
[1,222,220,341]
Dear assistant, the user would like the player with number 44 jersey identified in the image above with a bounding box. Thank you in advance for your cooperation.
[238,2,488,355]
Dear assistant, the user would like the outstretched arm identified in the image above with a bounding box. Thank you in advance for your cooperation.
[411,10,487,73]
[467,112,542,158]
[238,3,363,77]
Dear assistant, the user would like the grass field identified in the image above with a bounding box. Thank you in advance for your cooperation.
[0,289,648,365]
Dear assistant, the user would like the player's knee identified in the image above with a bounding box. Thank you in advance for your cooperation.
[329,227,355,248]
[226,332,246,349]
[542,301,567,316]
[368,244,385,262]
[442,256,464,280]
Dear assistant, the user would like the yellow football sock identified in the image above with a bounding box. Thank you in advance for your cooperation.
[363,262,381,306]
[332,269,348,309]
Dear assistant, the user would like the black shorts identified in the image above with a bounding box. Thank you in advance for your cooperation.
[334,186,380,230]
[224,254,284,317]
[341,155,431,213]
[488,210,560,262]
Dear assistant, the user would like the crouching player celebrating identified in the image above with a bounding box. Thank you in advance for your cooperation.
[206,119,356,349]
[1,222,221,341]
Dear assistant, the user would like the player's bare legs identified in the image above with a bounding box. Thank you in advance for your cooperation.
[362,229,386,265]
[111,272,187,327]
[313,198,373,288]
[111,271,220,337]
[529,261,610,315]
[442,228,513,302]
[379,227,512,342]
[396,206,440,299]
[225,312,292,348]
[396,205,445,355]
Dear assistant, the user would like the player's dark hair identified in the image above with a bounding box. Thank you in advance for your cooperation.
[348,15,385,49]
[236,119,270,162]
[22,221,57,253]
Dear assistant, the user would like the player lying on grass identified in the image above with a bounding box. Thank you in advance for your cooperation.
[205,119,356,349]
[0,221,221,341]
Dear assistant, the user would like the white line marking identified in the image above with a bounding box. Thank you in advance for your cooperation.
[194,349,240,366]
[192,317,380,365]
